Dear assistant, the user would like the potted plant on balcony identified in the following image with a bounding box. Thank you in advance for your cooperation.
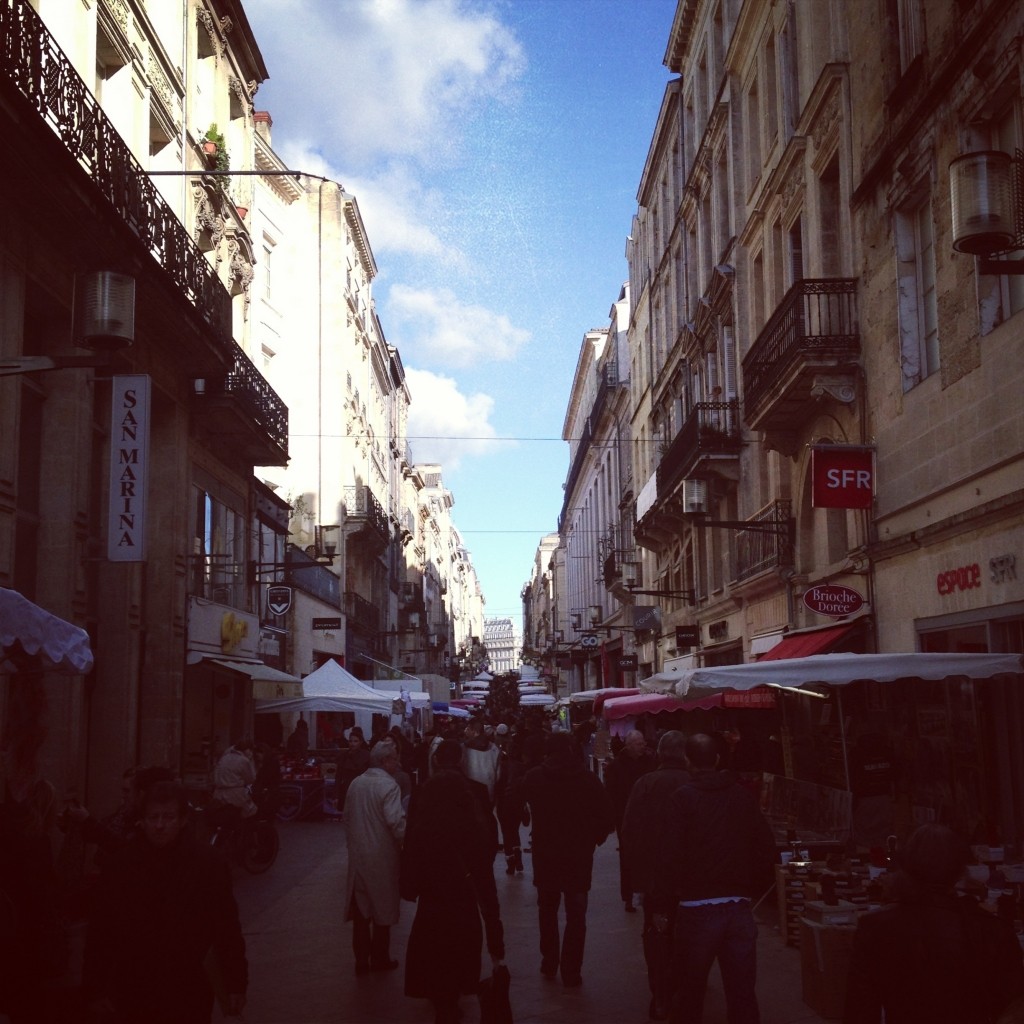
[202,124,230,192]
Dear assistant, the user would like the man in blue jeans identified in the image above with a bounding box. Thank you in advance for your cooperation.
[509,732,614,987]
[657,733,775,1024]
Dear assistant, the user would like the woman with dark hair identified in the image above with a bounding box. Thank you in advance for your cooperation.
[844,823,1024,1024]
[400,739,504,1024]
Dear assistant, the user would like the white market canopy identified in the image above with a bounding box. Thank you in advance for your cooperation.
[520,692,556,706]
[640,651,1024,698]
[0,587,94,674]
[471,670,494,682]
[255,658,425,715]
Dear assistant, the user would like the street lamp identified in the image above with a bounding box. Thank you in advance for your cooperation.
[0,271,135,376]
[949,148,1024,274]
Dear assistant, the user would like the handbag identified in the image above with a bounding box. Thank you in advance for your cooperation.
[478,963,512,1024]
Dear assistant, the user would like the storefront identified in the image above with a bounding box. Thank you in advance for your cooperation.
[183,596,302,791]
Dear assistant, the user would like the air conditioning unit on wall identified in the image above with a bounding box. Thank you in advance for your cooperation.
[682,479,708,515]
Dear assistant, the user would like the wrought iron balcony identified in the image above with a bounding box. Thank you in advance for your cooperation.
[194,346,289,466]
[1,0,232,358]
[656,401,742,495]
[732,500,794,582]
[742,279,859,445]
[343,485,391,549]
[344,590,381,633]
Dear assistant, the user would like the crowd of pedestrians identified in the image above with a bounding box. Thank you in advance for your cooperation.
[4,702,1024,1024]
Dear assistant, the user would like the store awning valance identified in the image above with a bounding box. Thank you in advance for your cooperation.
[757,624,856,661]
[189,655,304,699]
[645,651,1024,699]
[602,692,725,721]
[0,587,94,674]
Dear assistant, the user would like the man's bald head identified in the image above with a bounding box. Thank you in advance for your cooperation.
[685,733,721,770]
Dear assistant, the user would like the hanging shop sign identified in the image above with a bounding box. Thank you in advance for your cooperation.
[675,625,700,648]
[803,584,864,617]
[723,687,777,709]
[618,654,638,671]
[266,586,292,617]
[107,375,151,561]
[811,445,875,509]
[312,617,342,631]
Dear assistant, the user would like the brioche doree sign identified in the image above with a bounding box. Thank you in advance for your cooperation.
[803,584,864,618]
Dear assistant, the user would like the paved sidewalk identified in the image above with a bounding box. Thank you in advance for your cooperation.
[226,819,834,1024]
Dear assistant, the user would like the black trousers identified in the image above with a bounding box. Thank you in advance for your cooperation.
[350,897,391,967]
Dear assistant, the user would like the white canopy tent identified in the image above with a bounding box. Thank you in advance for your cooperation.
[255,659,429,715]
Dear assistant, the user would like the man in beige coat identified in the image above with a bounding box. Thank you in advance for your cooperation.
[343,739,406,974]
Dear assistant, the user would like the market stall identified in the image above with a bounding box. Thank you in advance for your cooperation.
[641,651,1024,851]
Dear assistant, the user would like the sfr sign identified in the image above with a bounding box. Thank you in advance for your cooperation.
[811,446,875,509]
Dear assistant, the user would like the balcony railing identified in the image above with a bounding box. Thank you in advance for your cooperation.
[197,346,289,461]
[345,590,380,632]
[1,0,232,346]
[656,401,741,493]
[742,279,858,418]
[733,500,794,582]
[343,485,390,544]
[284,548,340,606]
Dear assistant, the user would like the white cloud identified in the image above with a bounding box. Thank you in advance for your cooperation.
[405,368,508,470]
[247,0,525,168]
[387,285,529,367]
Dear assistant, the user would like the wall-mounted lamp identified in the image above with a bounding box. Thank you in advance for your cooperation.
[570,612,582,630]
[1,271,135,377]
[73,271,136,350]
[315,524,340,559]
[950,148,1024,274]
[588,605,602,625]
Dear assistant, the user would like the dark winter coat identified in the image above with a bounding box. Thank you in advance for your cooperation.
[604,748,657,829]
[400,769,504,1002]
[659,769,775,903]
[620,766,690,895]
[82,828,247,1024]
[512,751,614,893]
[843,888,1024,1024]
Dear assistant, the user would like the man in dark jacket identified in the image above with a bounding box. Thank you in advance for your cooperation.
[510,732,614,988]
[82,779,247,1023]
[604,728,657,912]
[400,739,504,1024]
[621,730,691,1020]
[659,733,775,1024]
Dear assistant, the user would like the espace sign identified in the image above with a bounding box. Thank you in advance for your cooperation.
[811,445,875,509]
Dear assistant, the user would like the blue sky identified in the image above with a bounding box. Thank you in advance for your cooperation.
[244,0,676,626]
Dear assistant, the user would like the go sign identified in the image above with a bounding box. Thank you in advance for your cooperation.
[580,634,600,648]
[811,446,875,510]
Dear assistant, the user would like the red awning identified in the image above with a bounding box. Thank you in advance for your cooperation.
[757,624,855,661]
[602,691,725,721]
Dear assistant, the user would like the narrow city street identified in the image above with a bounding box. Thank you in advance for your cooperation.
[224,818,831,1024]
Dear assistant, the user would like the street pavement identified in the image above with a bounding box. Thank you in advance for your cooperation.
[223,817,834,1024]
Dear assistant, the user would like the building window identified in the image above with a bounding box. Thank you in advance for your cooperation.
[989,104,1024,322]
[896,0,923,75]
[191,485,246,607]
[746,73,761,189]
[895,186,939,391]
